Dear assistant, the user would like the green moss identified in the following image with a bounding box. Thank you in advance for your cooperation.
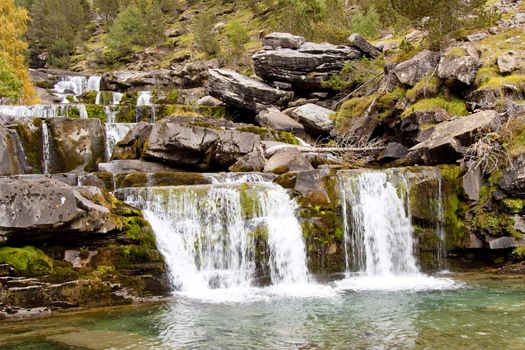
[506,121,525,158]
[116,106,136,123]
[0,246,54,276]
[512,245,525,259]
[479,75,525,92]
[78,91,98,104]
[502,198,525,214]
[14,119,43,173]
[152,172,209,186]
[406,75,440,102]
[474,66,500,88]
[119,92,138,106]
[86,104,107,122]
[67,106,80,119]
[166,90,179,104]
[445,47,467,60]
[377,87,405,121]
[402,95,468,118]
[116,172,149,188]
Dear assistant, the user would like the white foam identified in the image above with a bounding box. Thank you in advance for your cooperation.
[334,274,459,292]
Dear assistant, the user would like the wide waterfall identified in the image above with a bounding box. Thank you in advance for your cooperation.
[120,182,310,295]
[337,169,454,291]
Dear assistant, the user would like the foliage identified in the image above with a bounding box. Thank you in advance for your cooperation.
[0,0,36,103]
[193,10,221,55]
[349,6,381,39]
[406,75,441,102]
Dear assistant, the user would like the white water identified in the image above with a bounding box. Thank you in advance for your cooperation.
[0,105,68,118]
[41,122,51,174]
[121,183,314,299]
[96,91,123,105]
[105,123,136,160]
[137,91,156,122]
[337,170,454,291]
[78,104,88,119]
[87,76,102,92]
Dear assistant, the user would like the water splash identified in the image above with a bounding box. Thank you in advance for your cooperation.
[105,123,136,160]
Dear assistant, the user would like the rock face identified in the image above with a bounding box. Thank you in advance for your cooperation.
[256,107,305,133]
[208,69,293,112]
[229,146,267,172]
[394,50,441,87]
[0,126,29,175]
[438,54,481,86]
[47,118,106,173]
[264,147,313,174]
[500,154,525,197]
[103,70,176,90]
[410,110,499,164]
[291,104,334,134]
[253,40,361,90]
[497,53,520,74]
[263,32,306,49]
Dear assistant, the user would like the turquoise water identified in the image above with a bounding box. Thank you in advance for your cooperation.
[1,275,524,349]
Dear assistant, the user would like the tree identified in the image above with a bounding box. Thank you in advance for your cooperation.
[27,0,89,67]
[0,0,36,103]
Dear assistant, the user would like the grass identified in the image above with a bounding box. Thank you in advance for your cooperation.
[406,75,441,102]
[402,95,468,117]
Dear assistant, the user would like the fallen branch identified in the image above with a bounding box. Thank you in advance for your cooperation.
[265,144,386,158]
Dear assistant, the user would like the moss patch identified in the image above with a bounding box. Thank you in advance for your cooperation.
[236,125,299,145]
[403,95,468,118]
[0,246,54,276]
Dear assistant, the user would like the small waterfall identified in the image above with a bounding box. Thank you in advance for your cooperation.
[120,183,309,292]
[339,171,419,276]
[137,91,155,122]
[0,105,69,118]
[96,91,123,105]
[87,76,102,92]
[104,106,119,123]
[41,122,51,175]
[54,76,87,96]
[78,104,88,119]
[105,123,135,160]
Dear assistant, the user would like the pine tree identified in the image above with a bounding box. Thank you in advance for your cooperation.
[0,0,37,103]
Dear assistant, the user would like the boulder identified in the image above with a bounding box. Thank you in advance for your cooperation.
[341,98,380,142]
[394,50,441,87]
[46,118,105,173]
[466,32,488,42]
[197,95,224,107]
[347,33,380,58]
[294,170,331,206]
[112,122,153,161]
[500,154,525,197]
[263,32,306,49]
[208,69,293,113]
[256,107,305,133]
[103,70,176,90]
[497,53,520,74]
[438,53,481,86]
[252,42,361,90]
[378,142,408,162]
[172,60,219,88]
[291,104,334,134]
[214,130,261,167]
[0,126,29,175]
[264,147,313,174]
[463,165,482,201]
[466,88,501,111]
[0,178,116,241]
[229,146,267,172]
[488,236,525,249]
[409,110,499,164]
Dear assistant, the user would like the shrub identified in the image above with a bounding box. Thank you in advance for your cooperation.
[0,56,23,103]
[193,10,221,55]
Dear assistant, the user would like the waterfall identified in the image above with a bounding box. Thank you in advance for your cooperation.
[78,104,88,119]
[41,122,51,175]
[0,105,69,118]
[105,123,135,160]
[87,76,102,92]
[137,91,155,122]
[96,91,124,105]
[54,76,87,96]
[120,182,309,292]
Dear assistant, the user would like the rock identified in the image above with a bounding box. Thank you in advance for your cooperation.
[172,60,219,88]
[409,110,499,164]
[438,52,481,86]
[500,154,525,196]
[208,69,293,113]
[394,50,441,87]
[378,142,408,162]
[463,165,482,201]
[466,88,501,111]
[488,236,524,249]
[404,30,427,44]
[98,160,180,174]
[256,107,305,133]
[8,173,79,187]
[348,99,383,142]
[466,32,488,42]
[212,21,225,33]
[293,170,331,206]
[112,122,153,161]
[103,70,176,90]
[468,233,484,249]
[0,126,29,175]
[0,178,116,240]
[291,104,334,134]
[197,95,224,107]
[229,146,267,172]
[214,130,261,167]
[400,109,451,136]
[498,53,520,74]
[263,32,306,49]
[348,33,380,58]
[264,147,313,174]
[514,215,525,233]
[252,42,361,90]
[46,118,105,173]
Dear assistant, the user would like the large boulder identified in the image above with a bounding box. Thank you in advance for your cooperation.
[340,98,379,142]
[500,154,525,197]
[253,40,361,90]
[409,110,499,164]
[171,60,219,88]
[264,147,313,174]
[46,118,105,173]
[229,146,267,172]
[0,126,29,175]
[497,53,521,74]
[291,104,334,134]
[394,50,441,87]
[438,51,481,86]
[208,69,293,112]
[348,33,380,58]
[98,159,181,174]
[103,70,176,90]
[256,107,305,134]
[0,178,116,241]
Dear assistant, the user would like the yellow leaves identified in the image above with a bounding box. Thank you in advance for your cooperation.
[0,0,37,104]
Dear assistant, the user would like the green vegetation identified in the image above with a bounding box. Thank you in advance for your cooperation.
[406,76,441,102]
[0,246,54,276]
[402,95,468,117]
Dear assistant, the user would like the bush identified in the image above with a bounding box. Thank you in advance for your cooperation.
[0,56,23,103]
[193,10,221,55]
[104,5,146,58]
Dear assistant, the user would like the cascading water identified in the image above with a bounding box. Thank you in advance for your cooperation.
[41,122,51,175]
[137,91,155,122]
[120,182,310,295]
[337,169,454,291]
[105,123,135,160]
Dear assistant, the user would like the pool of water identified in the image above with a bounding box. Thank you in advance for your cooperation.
[1,274,524,349]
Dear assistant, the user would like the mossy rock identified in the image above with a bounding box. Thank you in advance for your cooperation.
[86,105,107,123]
[78,91,98,104]
[115,172,149,188]
[13,118,43,173]
[0,246,54,276]
[152,172,209,186]
[236,125,299,145]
